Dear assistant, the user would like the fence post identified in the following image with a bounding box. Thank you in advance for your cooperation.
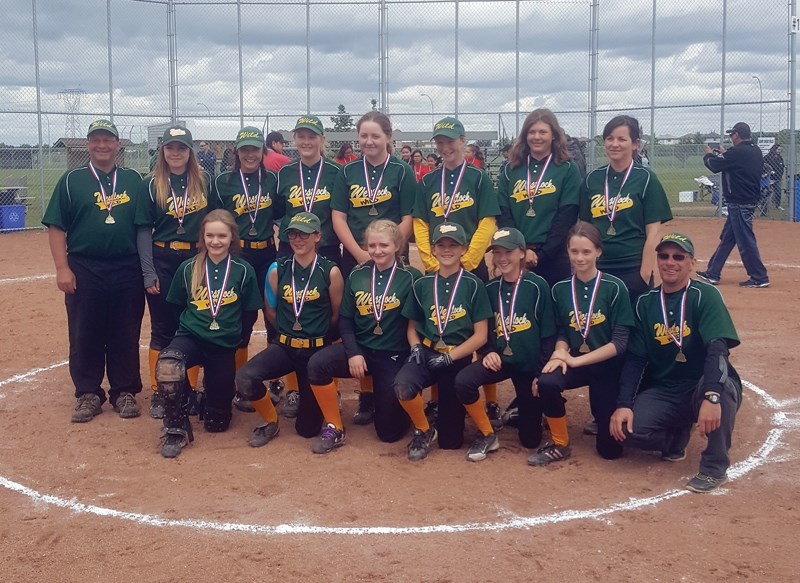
[33,0,46,221]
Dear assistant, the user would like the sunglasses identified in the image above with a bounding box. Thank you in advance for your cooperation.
[657,252,689,261]
[287,230,313,240]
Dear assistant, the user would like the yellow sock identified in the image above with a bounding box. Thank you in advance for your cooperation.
[546,416,570,447]
[235,347,248,371]
[359,376,374,394]
[464,400,493,436]
[148,348,159,392]
[483,383,497,404]
[311,382,343,430]
[251,394,278,424]
[286,371,299,392]
[399,394,430,432]
[430,384,439,402]
[186,366,200,390]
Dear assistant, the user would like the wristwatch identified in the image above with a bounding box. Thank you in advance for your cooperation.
[704,392,721,405]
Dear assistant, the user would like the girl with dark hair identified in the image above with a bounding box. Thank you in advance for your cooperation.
[465,143,485,169]
[335,142,357,166]
[530,221,634,465]
[400,144,413,164]
[498,108,581,286]
[156,209,262,458]
[580,115,672,302]
[411,149,429,182]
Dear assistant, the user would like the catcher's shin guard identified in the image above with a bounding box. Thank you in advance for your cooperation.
[157,349,193,447]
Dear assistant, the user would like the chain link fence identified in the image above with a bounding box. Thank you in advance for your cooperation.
[1,0,796,231]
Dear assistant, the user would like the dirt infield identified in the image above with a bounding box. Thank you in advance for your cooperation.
[0,217,798,582]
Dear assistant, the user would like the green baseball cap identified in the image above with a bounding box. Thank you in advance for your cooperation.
[489,227,526,251]
[432,222,468,246]
[294,115,324,135]
[235,126,265,150]
[284,211,321,234]
[87,119,119,138]
[161,125,193,148]
[656,232,695,256]
[432,117,465,140]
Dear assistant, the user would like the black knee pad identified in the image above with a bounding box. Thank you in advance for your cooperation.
[394,382,417,402]
[453,382,480,405]
[156,348,186,397]
[203,405,232,433]
[234,374,266,401]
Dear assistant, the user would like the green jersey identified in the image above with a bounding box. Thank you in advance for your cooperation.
[135,171,211,242]
[550,272,634,352]
[629,280,740,394]
[276,158,340,248]
[340,261,420,352]
[168,254,262,349]
[580,164,672,271]
[498,157,581,245]
[212,169,281,242]
[403,269,493,346]
[414,163,499,236]
[486,272,556,374]
[42,165,143,258]
[331,157,416,245]
[275,254,337,339]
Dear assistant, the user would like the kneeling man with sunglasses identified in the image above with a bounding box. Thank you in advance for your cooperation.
[610,233,742,493]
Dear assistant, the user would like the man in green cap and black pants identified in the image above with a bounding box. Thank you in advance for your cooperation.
[43,119,145,423]
[610,233,742,493]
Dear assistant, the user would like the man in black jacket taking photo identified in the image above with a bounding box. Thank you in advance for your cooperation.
[696,122,770,288]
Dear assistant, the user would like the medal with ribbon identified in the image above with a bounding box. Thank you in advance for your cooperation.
[439,161,467,219]
[205,254,232,331]
[603,161,633,236]
[371,260,398,335]
[298,159,323,213]
[240,168,263,237]
[432,267,464,349]
[570,271,602,353]
[497,273,523,356]
[290,254,319,332]
[88,161,118,224]
[660,284,688,362]
[525,154,552,217]
[170,179,189,235]
[363,155,390,216]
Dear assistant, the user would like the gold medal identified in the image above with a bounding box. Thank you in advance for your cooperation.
[248,226,258,237]
[373,325,383,336]
[502,345,513,356]
[607,224,616,236]
[435,339,448,351]
[675,350,687,363]
[292,319,302,331]
[209,319,220,331]
[176,225,186,235]
[526,206,536,217]
[105,214,115,224]
[368,204,378,216]
[579,341,590,353]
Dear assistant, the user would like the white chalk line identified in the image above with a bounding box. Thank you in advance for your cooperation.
[0,360,68,390]
[0,362,794,537]
[0,274,54,285]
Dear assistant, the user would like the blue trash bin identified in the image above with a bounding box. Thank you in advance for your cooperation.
[0,205,27,231]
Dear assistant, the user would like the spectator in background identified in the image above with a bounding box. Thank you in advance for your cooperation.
[426,153,440,170]
[220,147,233,173]
[263,131,291,172]
[400,145,412,164]
[196,141,217,177]
[335,142,357,165]
[763,143,785,210]
[411,149,429,181]
[498,143,512,174]
[697,122,769,289]
[465,143,485,169]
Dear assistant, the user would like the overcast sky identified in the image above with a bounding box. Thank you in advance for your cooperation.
[0,0,794,145]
